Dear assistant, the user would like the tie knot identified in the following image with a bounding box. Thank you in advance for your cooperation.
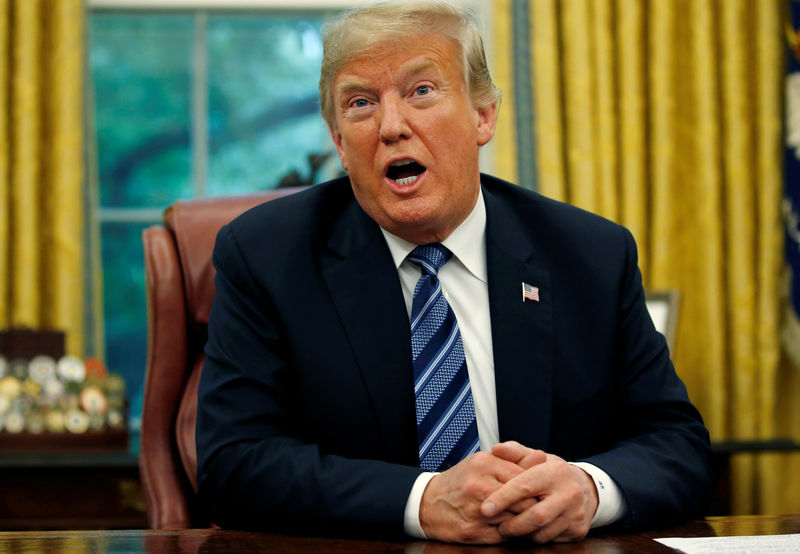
[408,244,452,276]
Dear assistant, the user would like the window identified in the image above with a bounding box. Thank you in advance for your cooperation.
[89,4,342,436]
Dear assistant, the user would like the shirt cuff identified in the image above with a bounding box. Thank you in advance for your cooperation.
[403,472,438,538]
[570,462,627,528]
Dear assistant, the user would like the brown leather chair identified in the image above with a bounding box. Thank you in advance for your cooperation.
[139,187,304,529]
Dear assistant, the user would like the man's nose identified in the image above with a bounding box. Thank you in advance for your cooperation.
[378,97,412,143]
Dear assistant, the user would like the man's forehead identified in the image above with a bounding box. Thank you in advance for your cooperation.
[333,37,460,90]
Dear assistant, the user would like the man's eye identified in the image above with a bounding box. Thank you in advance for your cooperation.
[415,86,431,96]
[351,98,369,108]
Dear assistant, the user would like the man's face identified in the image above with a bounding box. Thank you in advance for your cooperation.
[329,34,497,245]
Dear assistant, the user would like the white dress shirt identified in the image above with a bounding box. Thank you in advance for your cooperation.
[379,187,626,538]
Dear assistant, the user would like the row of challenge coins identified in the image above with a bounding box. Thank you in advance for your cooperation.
[0,355,125,434]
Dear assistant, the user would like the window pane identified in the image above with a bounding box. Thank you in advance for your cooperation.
[90,10,342,439]
[206,14,337,195]
[91,14,193,208]
[101,222,150,431]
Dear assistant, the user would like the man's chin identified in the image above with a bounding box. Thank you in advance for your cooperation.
[382,214,454,245]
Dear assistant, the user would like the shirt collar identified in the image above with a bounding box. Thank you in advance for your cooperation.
[380,186,487,283]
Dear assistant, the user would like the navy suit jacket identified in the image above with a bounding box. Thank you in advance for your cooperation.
[196,174,714,535]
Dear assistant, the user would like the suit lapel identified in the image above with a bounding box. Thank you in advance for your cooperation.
[320,197,418,465]
[484,185,555,450]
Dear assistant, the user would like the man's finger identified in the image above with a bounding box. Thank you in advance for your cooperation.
[494,491,556,536]
[507,496,538,515]
[491,441,546,469]
[529,515,571,544]
[492,442,547,472]
[496,496,561,539]
[490,441,525,462]
[479,465,548,518]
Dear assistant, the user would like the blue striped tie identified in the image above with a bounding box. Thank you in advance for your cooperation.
[408,244,479,472]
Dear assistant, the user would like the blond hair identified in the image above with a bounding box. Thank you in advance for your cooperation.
[319,0,501,128]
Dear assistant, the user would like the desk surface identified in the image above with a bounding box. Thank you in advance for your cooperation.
[1,515,799,553]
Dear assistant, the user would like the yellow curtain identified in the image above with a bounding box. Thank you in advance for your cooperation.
[494,0,793,514]
[0,0,86,356]
[492,0,517,183]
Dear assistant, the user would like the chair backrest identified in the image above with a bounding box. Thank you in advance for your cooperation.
[139,187,304,529]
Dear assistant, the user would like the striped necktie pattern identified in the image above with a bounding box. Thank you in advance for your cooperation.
[407,244,479,472]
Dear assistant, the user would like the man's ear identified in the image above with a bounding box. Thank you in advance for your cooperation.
[329,124,348,171]
[476,102,498,146]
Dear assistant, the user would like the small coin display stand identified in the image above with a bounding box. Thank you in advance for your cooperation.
[0,328,128,454]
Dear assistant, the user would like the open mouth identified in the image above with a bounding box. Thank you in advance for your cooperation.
[386,159,426,185]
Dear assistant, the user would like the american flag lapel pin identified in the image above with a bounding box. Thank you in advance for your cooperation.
[522,282,540,302]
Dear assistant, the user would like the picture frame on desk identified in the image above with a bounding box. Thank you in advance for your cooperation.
[645,290,680,352]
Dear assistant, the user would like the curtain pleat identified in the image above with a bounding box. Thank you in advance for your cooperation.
[687,0,727,438]
[46,0,85,356]
[561,0,596,213]
[753,0,784,515]
[492,0,516,183]
[530,0,567,202]
[648,0,681,290]
[719,0,760,513]
[11,0,42,327]
[0,0,9,326]
[616,0,648,276]
[591,0,617,222]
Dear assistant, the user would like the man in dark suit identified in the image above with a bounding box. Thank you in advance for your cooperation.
[196,0,714,544]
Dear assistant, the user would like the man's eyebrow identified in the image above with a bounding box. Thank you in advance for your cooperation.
[399,59,438,76]
[335,79,371,96]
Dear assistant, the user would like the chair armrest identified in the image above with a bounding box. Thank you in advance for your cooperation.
[140,225,192,529]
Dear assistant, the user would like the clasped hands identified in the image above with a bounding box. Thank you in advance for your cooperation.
[418,441,599,544]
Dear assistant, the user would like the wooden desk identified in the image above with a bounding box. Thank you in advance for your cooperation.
[0,515,798,553]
